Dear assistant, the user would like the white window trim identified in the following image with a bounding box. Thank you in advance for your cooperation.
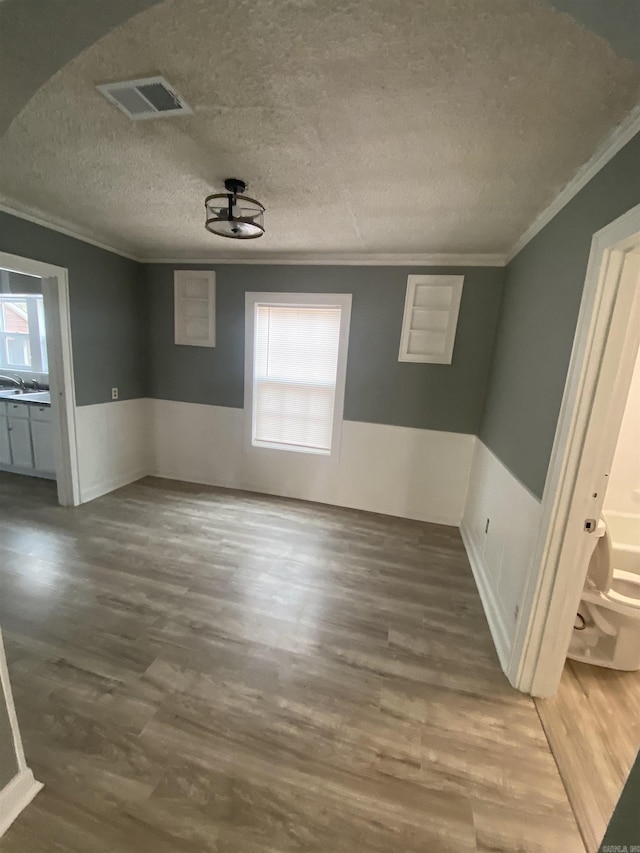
[244,292,352,458]
[398,274,464,364]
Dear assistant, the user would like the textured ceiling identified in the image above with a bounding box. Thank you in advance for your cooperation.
[0,0,639,259]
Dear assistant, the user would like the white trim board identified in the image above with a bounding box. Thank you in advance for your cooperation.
[506,104,640,262]
[0,770,43,839]
[0,250,80,506]
[459,523,510,672]
[0,628,27,773]
[75,398,150,504]
[460,438,542,682]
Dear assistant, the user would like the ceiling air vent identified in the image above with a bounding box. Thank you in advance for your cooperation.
[96,76,192,120]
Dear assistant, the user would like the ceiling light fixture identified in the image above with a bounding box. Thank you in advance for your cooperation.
[204,179,265,239]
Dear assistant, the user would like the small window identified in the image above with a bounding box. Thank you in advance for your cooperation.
[245,293,352,455]
[398,275,464,364]
[0,294,47,373]
[174,270,216,347]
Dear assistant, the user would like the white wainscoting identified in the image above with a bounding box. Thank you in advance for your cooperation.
[75,398,150,503]
[460,439,542,670]
[148,400,475,526]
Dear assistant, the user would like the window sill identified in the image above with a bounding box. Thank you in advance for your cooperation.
[251,439,331,456]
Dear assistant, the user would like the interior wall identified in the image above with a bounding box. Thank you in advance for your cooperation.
[145,263,505,434]
[604,342,640,519]
[479,132,640,500]
[0,212,147,405]
[462,131,640,684]
[141,262,504,523]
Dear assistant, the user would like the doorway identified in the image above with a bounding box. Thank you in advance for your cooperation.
[506,206,640,849]
[0,251,79,506]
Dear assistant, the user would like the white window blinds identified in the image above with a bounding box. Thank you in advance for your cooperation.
[253,304,342,452]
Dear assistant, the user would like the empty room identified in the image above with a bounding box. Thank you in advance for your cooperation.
[0,1,639,851]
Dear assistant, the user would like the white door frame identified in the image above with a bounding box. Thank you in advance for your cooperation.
[0,250,80,506]
[510,203,640,697]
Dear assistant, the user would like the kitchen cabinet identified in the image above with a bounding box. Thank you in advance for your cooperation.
[30,410,55,473]
[0,399,54,477]
[0,415,11,465]
[8,416,33,469]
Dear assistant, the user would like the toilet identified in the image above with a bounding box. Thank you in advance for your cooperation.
[568,514,640,670]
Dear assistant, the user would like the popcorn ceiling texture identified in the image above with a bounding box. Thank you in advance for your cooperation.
[0,0,638,258]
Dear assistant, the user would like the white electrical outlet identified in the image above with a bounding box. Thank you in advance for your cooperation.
[111,387,119,400]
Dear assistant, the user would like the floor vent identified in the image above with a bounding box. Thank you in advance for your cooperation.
[96,76,192,120]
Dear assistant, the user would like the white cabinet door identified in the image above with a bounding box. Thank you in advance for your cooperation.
[31,419,55,473]
[0,416,11,465]
[8,417,33,468]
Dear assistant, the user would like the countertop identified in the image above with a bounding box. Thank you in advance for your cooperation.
[0,390,51,407]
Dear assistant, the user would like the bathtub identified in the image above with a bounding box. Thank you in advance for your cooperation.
[605,511,640,576]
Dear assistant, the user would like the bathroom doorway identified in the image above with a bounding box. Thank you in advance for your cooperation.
[0,251,79,505]
[507,205,640,850]
[535,319,640,851]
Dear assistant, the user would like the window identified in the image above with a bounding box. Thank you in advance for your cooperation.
[245,293,352,455]
[0,294,48,373]
[398,275,464,364]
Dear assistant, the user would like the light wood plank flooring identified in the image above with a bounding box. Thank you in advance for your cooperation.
[535,658,640,853]
[0,473,583,852]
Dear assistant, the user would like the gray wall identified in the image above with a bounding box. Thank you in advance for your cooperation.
[0,213,147,405]
[0,678,19,789]
[479,132,640,498]
[146,264,505,434]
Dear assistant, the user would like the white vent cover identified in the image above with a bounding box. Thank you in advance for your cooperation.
[97,76,192,120]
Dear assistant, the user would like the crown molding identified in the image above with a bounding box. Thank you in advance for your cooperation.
[145,253,507,267]
[506,103,640,263]
[3,100,639,272]
[0,198,141,262]
[0,199,506,266]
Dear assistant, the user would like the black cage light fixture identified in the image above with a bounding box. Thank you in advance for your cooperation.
[204,178,265,239]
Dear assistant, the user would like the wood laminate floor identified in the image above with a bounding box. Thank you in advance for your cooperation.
[535,658,640,853]
[0,473,583,852]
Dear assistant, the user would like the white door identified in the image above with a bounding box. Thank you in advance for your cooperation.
[8,418,33,468]
[0,416,11,464]
[31,420,55,473]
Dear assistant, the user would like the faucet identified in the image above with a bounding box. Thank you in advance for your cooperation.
[0,375,26,391]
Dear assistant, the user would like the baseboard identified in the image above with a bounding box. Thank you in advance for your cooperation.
[0,769,43,838]
[151,467,235,491]
[460,521,511,672]
[0,464,55,481]
[150,467,461,525]
[79,468,148,504]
